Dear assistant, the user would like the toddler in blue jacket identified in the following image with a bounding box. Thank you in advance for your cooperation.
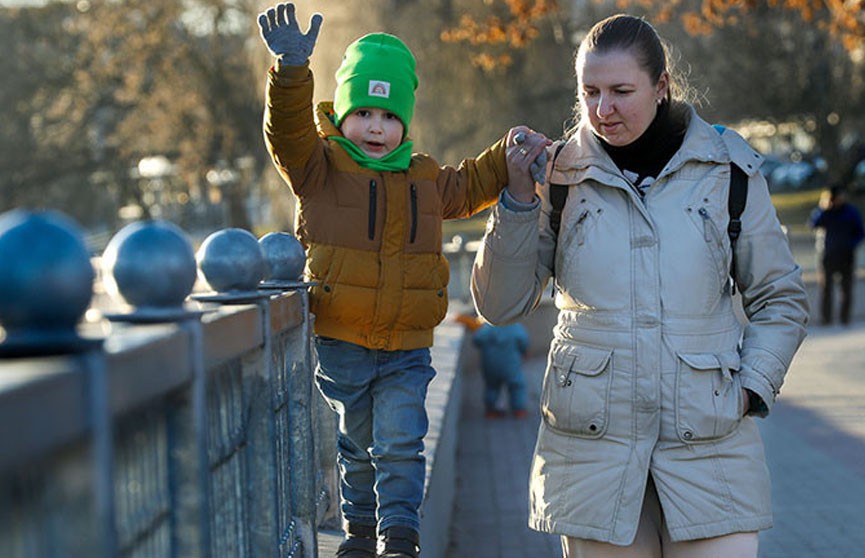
[457,313,530,418]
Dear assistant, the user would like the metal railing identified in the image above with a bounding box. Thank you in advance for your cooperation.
[0,212,338,558]
[0,212,492,558]
[0,291,337,558]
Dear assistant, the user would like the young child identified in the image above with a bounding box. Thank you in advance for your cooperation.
[455,312,530,419]
[257,4,548,557]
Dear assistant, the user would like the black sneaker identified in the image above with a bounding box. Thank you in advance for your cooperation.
[336,523,377,558]
[377,526,420,558]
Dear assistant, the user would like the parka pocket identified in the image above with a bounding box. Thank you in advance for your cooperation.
[541,341,613,438]
[674,351,743,443]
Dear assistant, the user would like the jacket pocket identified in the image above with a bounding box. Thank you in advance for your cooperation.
[675,350,743,443]
[541,341,613,438]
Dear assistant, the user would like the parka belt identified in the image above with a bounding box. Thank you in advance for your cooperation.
[556,309,740,335]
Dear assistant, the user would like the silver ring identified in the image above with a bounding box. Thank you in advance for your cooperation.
[519,148,528,156]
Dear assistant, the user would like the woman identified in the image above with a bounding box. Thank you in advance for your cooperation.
[471,14,809,558]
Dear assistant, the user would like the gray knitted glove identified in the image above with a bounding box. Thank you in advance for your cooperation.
[515,132,548,185]
[530,150,548,186]
[258,3,323,66]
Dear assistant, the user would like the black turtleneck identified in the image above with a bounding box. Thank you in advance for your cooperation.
[599,101,688,188]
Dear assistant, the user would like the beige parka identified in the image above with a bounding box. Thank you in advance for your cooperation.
[471,106,809,545]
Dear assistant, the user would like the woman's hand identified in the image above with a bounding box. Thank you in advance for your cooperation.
[505,127,551,204]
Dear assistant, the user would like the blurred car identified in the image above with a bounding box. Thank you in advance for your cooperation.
[767,160,822,192]
[760,156,784,185]
[853,159,865,191]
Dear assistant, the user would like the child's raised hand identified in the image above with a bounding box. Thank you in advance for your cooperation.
[258,3,323,66]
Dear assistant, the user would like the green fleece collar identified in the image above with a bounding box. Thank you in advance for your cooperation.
[331,136,413,172]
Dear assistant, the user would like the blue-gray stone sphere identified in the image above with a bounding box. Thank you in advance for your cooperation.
[259,232,305,281]
[102,220,197,308]
[196,228,267,292]
[0,209,94,333]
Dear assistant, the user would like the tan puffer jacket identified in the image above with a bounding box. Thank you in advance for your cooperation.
[264,63,509,350]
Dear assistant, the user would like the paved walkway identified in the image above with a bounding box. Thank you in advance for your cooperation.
[448,322,865,558]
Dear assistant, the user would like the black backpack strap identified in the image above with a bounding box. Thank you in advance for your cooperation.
[547,142,569,284]
[548,142,568,236]
[728,162,748,294]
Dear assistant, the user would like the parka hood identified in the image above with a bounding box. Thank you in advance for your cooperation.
[314,100,341,139]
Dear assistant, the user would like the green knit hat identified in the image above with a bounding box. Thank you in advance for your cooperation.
[334,33,418,132]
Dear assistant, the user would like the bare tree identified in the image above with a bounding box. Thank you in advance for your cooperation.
[0,4,116,229]
[6,0,862,235]
[1,0,274,232]
[76,0,268,231]
[608,0,865,182]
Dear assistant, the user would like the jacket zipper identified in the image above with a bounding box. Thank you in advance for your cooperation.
[574,210,590,245]
[551,209,592,301]
[698,207,730,293]
[368,180,377,240]
[410,183,418,243]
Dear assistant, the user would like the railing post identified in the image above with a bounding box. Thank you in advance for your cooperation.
[257,232,319,557]
[284,287,318,558]
[244,296,280,557]
[194,227,282,556]
[171,318,213,557]
[79,349,119,558]
[0,209,114,556]
[102,219,211,557]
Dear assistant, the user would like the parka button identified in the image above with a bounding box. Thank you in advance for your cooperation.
[437,289,444,297]
[683,431,693,440]
[323,285,331,293]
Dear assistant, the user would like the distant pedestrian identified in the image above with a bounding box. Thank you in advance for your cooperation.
[811,185,865,325]
[456,312,530,418]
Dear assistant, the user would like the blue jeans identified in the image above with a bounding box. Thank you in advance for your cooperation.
[314,337,435,533]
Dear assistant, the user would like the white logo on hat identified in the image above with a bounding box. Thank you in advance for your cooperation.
[369,80,391,98]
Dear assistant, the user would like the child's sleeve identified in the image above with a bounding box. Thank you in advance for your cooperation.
[263,62,327,196]
[435,137,510,220]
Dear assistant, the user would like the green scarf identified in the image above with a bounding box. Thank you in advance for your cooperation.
[331,136,414,172]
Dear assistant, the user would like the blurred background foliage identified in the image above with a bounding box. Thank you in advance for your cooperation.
[1,0,863,244]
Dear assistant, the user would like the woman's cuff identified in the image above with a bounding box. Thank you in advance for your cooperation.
[500,189,539,212]
[745,389,768,417]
